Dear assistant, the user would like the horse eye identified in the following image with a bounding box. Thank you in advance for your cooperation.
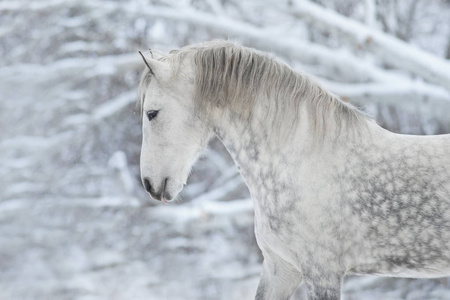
[146,110,159,121]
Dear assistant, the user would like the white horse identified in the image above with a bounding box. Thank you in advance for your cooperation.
[137,41,450,300]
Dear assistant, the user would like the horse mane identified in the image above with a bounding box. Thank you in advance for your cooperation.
[143,40,369,141]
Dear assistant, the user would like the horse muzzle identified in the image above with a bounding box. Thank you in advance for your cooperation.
[142,177,173,203]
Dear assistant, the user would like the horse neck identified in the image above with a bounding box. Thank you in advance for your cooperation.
[213,101,373,201]
[213,104,310,197]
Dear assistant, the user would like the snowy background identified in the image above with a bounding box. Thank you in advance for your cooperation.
[1,0,450,299]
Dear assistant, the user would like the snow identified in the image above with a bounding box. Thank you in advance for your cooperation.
[1,0,450,299]
[292,0,450,90]
[320,79,450,128]
[93,91,137,121]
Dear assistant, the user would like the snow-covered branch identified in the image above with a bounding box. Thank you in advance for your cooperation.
[0,53,142,84]
[0,0,69,11]
[291,0,450,91]
[62,91,137,128]
[321,79,450,126]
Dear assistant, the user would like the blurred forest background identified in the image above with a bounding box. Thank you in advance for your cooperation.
[1,0,450,299]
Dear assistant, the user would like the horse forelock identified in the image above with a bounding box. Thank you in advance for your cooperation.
[137,67,152,118]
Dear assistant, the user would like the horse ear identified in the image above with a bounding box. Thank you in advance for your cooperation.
[139,50,171,80]
[139,51,155,75]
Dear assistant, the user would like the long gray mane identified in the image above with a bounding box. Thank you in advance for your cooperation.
[140,41,368,140]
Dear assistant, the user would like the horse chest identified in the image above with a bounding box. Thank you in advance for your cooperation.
[253,204,301,265]
[252,189,313,261]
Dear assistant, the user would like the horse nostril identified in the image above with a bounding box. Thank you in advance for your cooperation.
[143,178,152,194]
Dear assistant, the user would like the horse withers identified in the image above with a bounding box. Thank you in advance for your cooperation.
[137,41,450,300]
